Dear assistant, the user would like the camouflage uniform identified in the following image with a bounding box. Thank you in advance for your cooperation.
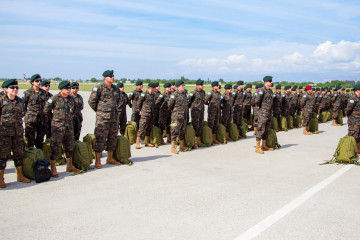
[117,91,131,135]
[232,89,245,131]
[71,93,84,141]
[44,91,53,138]
[188,89,205,137]
[137,91,155,137]
[88,83,120,152]
[281,92,291,117]
[314,92,322,114]
[205,90,221,134]
[153,90,161,127]
[23,87,47,148]
[289,93,298,117]
[332,92,342,120]
[255,87,273,141]
[44,93,76,160]
[168,90,188,141]
[252,91,259,128]
[273,91,282,119]
[221,92,233,132]
[0,95,25,170]
[243,90,252,121]
[345,94,360,142]
[156,91,172,135]
[319,93,328,113]
[128,89,143,129]
[300,92,316,127]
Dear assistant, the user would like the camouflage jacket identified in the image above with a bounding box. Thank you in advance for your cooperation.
[44,93,76,128]
[117,92,131,114]
[71,93,84,121]
[188,89,205,112]
[345,94,360,120]
[255,86,274,115]
[205,90,221,114]
[289,93,298,116]
[273,91,282,115]
[128,89,143,114]
[243,90,253,107]
[88,83,120,123]
[22,87,47,124]
[0,95,24,136]
[221,92,233,114]
[138,91,155,116]
[232,88,245,108]
[332,92,342,108]
[168,90,188,120]
[281,92,291,116]
[300,92,316,113]
[156,91,172,113]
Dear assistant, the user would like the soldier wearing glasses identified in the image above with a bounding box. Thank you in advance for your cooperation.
[70,82,83,141]
[41,80,53,139]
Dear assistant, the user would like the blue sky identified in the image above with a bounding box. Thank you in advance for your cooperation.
[0,0,360,82]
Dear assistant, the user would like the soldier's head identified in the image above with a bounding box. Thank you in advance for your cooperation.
[237,80,244,90]
[346,89,350,95]
[336,86,342,93]
[321,87,326,94]
[342,88,345,93]
[291,86,297,94]
[276,85,281,93]
[354,85,360,97]
[175,80,185,93]
[117,82,124,92]
[164,82,171,93]
[305,85,312,93]
[211,81,219,91]
[58,80,71,97]
[171,82,176,91]
[41,79,51,93]
[245,84,252,92]
[135,80,143,90]
[299,86,303,92]
[102,70,114,85]
[148,82,157,94]
[71,82,80,95]
[263,76,272,88]
[284,85,291,93]
[196,79,204,91]
[312,88,316,94]
[154,82,160,91]
[3,79,19,98]
[224,84,232,94]
[30,74,41,89]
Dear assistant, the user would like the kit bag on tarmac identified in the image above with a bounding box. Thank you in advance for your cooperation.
[337,110,344,126]
[293,114,300,128]
[322,136,359,165]
[72,141,93,171]
[42,139,66,165]
[318,111,327,123]
[83,134,96,159]
[182,125,196,150]
[266,129,281,149]
[309,116,319,134]
[271,117,278,131]
[279,116,288,131]
[114,136,132,165]
[34,159,52,183]
[200,122,212,147]
[23,147,45,180]
[287,116,294,129]
[216,123,227,144]
[242,119,249,134]
[229,123,239,141]
[124,121,137,145]
[150,125,162,148]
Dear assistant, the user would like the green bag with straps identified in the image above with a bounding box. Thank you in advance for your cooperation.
[23,147,45,180]
[72,141,93,171]
[287,116,294,129]
[322,136,359,165]
[184,124,196,150]
[279,116,288,131]
[150,125,162,148]
[124,121,137,145]
[271,117,278,131]
[42,139,66,165]
[229,123,239,141]
[216,123,227,144]
[200,122,212,147]
[266,129,281,149]
[114,136,132,165]
[82,134,96,160]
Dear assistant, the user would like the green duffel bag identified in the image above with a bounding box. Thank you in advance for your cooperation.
[266,129,281,149]
[150,125,162,148]
[216,123,226,144]
[184,125,196,150]
[124,121,137,145]
[328,109,334,121]
[23,147,45,180]
[271,117,278,131]
[279,116,288,131]
[200,124,212,147]
[337,109,344,126]
[229,123,239,141]
[309,117,319,134]
[42,139,66,165]
[312,112,317,119]
[293,114,300,128]
[83,134,96,160]
[287,116,294,129]
[318,111,327,123]
[322,136,359,165]
[298,111,303,118]
[242,119,249,133]
[72,141,93,171]
[114,136,132,165]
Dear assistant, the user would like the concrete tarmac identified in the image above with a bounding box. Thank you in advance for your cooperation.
[1,90,359,240]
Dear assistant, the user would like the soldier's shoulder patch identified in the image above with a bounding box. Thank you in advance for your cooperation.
[282,94,285,97]
[232,92,236,95]
[159,94,163,98]
[320,95,322,97]
[259,91,263,95]
[189,93,193,97]
[23,93,25,98]
[207,92,211,95]
[243,92,246,95]
[171,95,175,99]
[350,100,355,103]
[220,96,223,99]
[92,87,98,92]
[141,93,145,97]
[273,94,276,97]
[297,92,299,95]
[303,95,307,98]
[334,94,337,96]
[129,92,133,95]
[255,93,258,96]
[47,98,52,104]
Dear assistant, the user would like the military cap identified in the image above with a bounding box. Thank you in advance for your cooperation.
[245,84,252,89]
[258,83,264,88]
[321,87,325,91]
[316,88,320,91]
[102,70,114,77]
[342,88,345,91]
[211,81,219,87]
[291,86,297,91]
[346,89,350,92]
[41,80,50,86]
[3,79,18,88]
[224,84,232,89]
[171,81,176,86]
[276,85,281,89]
[70,82,79,88]
[324,87,328,90]
[1,81,6,88]
[30,74,41,82]
[263,76,273,82]
[233,85,237,89]
[58,80,71,89]
[299,86,303,89]
[354,85,360,91]
[148,82,157,88]
[117,82,124,88]
[175,80,184,87]
[184,89,188,94]
[164,82,171,88]
[352,88,355,91]
[196,79,204,85]
[237,80,244,85]
[154,82,159,87]
[135,80,143,86]
[305,85,312,91]
[284,85,291,90]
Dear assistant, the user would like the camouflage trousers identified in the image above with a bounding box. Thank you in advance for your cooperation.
[191,109,204,137]
[332,106,341,120]
[256,113,272,141]
[94,121,118,152]
[348,117,360,142]
[25,118,46,149]
[50,125,74,160]
[131,112,141,130]
[302,111,312,127]
[44,115,52,139]
[232,105,243,131]
[73,114,83,141]
[137,114,153,137]
[253,108,259,128]
[0,134,24,170]
[222,110,232,132]
[208,109,220,134]
[243,105,252,121]
[170,116,186,141]
[153,106,160,127]
[159,110,171,135]
[118,111,127,135]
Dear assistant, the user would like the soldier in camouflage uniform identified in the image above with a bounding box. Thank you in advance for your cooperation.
[319,88,328,114]
[300,85,316,135]
[117,82,131,136]
[221,84,233,141]
[331,86,343,126]
[188,80,205,148]
[205,81,222,145]
[70,82,83,141]
[23,74,47,149]
[252,84,263,134]
[170,82,176,93]
[273,85,282,130]
[344,89,350,109]
[254,76,274,154]
[288,86,298,129]
[281,85,291,119]
[128,80,143,130]
[345,84,360,153]
[156,83,172,144]
[135,83,156,149]
[314,88,321,115]
[168,80,188,154]
[243,84,253,123]
[44,81,80,177]
[232,81,245,139]
[41,80,53,139]
[0,79,30,188]
[153,83,161,127]
[88,70,121,169]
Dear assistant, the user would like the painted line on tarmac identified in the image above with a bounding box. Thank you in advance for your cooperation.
[235,164,354,240]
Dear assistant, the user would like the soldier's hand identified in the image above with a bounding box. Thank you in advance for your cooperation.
[139,111,141,115]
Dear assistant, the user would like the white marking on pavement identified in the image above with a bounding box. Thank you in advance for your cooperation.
[235,165,354,240]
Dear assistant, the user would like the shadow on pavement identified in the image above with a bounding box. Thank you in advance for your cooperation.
[280,144,299,149]
[132,155,172,163]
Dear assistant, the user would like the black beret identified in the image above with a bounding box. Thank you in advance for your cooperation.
[117,82,124,88]
[224,84,232,89]
[211,81,219,87]
[196,79,204,85]
[70,82,79,87]
[237,80,244,85]
[135,80,143,86]
[3,79,18,88]
[346,89,350,92]
[342,88,345,91]
[299,86,303,89]
[30,74,41,82]
[154,82,159,87]
[233,85,237,89]
[245,84,252,89]
[58,80,71,89]
[148,82,157,88]
[102,70,114,77]
[284,85,291,90]
[175,80,184,87]
[258,83,264,88]
[291,86,297,91]
[171,82,176,86]
[41,80,50,86]
[276,85,281,89]
[164,82,171,88]
[316,88,320,91]
[321,87,325,91]
[263,76,273,82]
[354,85,360,91]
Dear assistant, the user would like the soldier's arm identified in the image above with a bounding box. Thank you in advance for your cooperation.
[44,96,55,117]
[155,94,164,106]
[168,94,176,111]
[126,94,132,108]
[88,86,100,112]
[137,93,146,112]
[22,91,28,112]
[300,95,307,109]
[79,95,84,111]
[345,97,356,116]
[205,92,211,105]
[254,91,264,108]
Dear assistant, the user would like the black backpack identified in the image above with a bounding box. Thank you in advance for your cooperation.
[34,159,52,183]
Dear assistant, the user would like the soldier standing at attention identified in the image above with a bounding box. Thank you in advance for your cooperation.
[168,80,188,154]
[314,88,322,115]
[128,80,143,130]
[0,79,31,188]
[70,82,83,141]
[254,76,274,154]
[188,79,206,148]
[281,85,291,119]
[205,81,222,145]
[156,83,172,144]
[153,83,161,127]
[23,73,47,149]
[273,85,282,129]
[332,86,342,126]
[289,86,298,127]
[135,83,156,149]
[221,84,234,141]
[232,81,245,139]
[170,82,176,93]
[44,81,80,177]
[41,80,53,139]
[117,82,131,136]
[252,84,263,134]
[300,85,316,135]
[243,84,253,124]
[88,70,120,169]
[345,84,360,153]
